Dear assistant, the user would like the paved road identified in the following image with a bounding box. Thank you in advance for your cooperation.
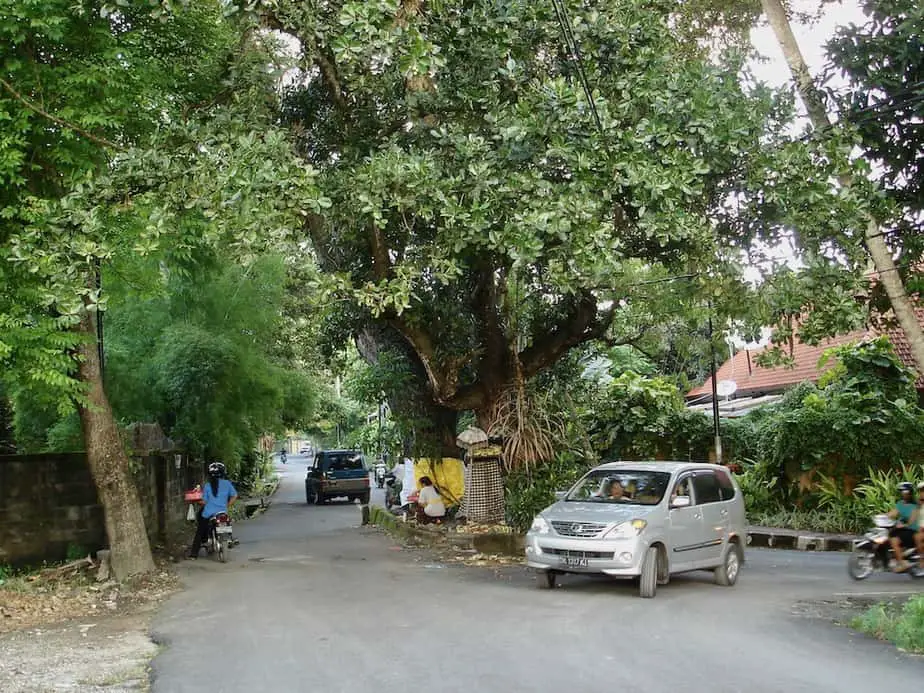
[151,456,924,693]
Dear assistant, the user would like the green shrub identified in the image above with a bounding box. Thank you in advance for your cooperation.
[735,459,784,517]
[813,463,924,533]
[852,595,924,654]
[747,506,866,534]
[505,454,593,532]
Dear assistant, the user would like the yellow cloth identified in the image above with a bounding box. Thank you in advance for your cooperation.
[414,457,464,506]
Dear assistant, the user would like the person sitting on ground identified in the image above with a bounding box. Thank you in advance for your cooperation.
[415,476,446,524]
[888,482,919,572]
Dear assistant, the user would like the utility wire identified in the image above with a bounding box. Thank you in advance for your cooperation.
[549,0,605,138]
[798,89,924,143]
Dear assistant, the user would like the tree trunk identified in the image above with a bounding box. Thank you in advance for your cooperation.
[760,0,924,377]
[76,309,155,580]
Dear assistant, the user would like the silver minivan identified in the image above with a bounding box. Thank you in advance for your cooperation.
[525,461,746,598]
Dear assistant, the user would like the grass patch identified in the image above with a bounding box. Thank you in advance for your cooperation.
[748,507,865,535]
[851,594,924,653]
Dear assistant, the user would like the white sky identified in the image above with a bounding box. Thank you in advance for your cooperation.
[733,1,869,349]
[748,0,867,89]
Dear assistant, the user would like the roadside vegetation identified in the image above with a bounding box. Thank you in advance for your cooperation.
[852,595,924,654]
[500,338,924,534]
[0,0,922,573]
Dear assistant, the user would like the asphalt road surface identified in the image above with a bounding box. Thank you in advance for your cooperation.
[151,456,924,693]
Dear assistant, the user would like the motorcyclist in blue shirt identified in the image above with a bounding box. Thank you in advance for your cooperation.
[888,482,919,572]
[188,462,238,559]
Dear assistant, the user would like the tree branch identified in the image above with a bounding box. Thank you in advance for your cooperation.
[307,36,349,114]
[369,223,391,281]
[0,77,126,152]
[386,314,455,403]
[520,294,615,378]
[259,9,349,114]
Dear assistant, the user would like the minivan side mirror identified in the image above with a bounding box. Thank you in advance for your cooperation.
[671,495,691,509]
[554,491,567,501]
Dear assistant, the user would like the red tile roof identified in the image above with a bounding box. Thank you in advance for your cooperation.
[882,306,924,390]
[688,294,924,400]
[687,332,866,399]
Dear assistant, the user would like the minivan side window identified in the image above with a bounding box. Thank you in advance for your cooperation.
[692,472,721,504]
[715,469,736,501]
[671,475,693,504]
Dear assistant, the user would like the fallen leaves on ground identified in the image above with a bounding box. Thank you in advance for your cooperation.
[0,563,178,635]
[448,551,524,566]
[450,522,513,535]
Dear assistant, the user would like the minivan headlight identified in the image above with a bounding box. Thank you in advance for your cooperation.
[604,519,647,538]
[530,516,551,534]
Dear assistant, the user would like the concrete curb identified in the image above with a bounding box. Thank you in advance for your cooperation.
[746,527,856,552]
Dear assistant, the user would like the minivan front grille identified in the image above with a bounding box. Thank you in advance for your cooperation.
[543,548,611,559]
[551,521,607,538]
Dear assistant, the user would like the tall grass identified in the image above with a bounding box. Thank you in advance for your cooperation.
[852,595,924,653]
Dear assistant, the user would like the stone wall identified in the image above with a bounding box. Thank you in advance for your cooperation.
[0,452,196,567]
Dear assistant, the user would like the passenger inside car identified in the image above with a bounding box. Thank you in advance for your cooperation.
[671,479,690,502]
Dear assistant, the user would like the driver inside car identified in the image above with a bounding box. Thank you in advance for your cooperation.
[605,479,627,501]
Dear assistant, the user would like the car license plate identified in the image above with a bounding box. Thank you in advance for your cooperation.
[563,555,588,568]
[216,525,233,534]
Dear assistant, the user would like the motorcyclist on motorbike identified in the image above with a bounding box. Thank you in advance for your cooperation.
[888,482,919,572]
[188,462,238,559]
[916,483,924,573]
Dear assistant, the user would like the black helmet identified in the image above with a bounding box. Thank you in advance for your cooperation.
[208,462,227,479]
[898,482,914,494]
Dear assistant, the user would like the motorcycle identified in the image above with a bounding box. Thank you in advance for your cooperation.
[280,450,287,464]
[848,514,923,580]
[374,460,387,488]
[205,512,234,563]
[185,487,237,562]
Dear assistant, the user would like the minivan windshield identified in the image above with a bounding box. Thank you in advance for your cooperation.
[565,469,671,506]
[325,452,365,471]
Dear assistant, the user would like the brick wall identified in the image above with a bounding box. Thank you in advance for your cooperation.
[0,452,194,567]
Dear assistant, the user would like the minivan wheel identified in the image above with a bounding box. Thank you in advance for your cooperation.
[657,547,670,586]
[540,571,558,589]
[639,546,659,598]
[715,543,741,587]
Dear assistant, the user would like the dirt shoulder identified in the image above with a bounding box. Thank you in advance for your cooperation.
[0,564,179,692]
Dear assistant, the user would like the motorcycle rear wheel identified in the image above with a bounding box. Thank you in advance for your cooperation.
[848,551,874,580]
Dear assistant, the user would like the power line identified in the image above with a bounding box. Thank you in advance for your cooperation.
[798,89,924,143]
[549,0,604,138]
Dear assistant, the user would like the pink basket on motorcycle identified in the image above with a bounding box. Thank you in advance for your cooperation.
[184,489,203,502]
